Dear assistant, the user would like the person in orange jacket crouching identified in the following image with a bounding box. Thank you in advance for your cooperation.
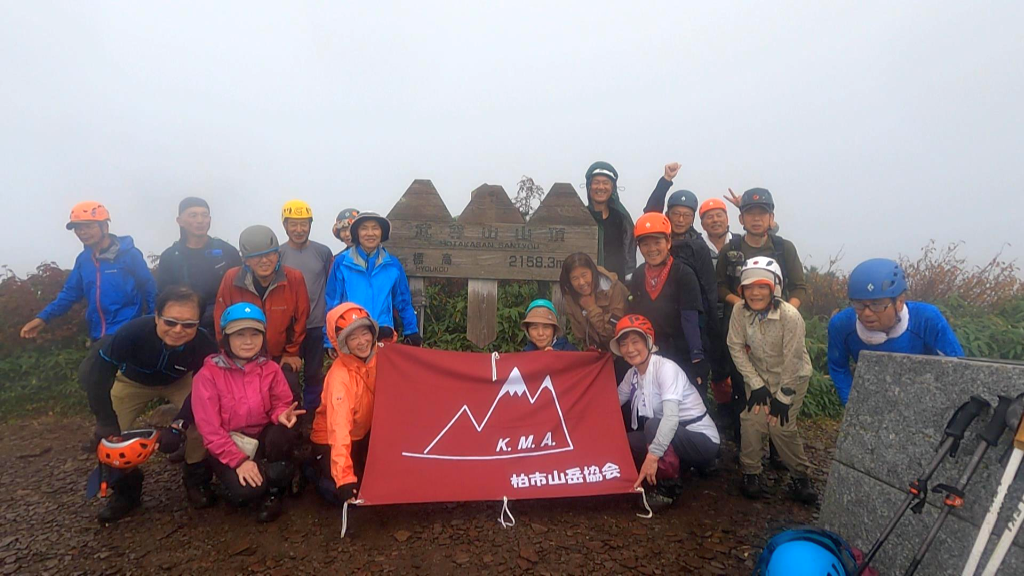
[306,302,381,505]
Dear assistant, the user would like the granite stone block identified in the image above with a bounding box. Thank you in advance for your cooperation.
[820,352,1024,574]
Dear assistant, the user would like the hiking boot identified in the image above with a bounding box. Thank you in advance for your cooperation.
[741,474,763,499]
[256,493,283,523]
[97,492,141,523]
[644,487,675,513]
[790,476,818,505]
[97,470,143,523]
[183,462,217,509]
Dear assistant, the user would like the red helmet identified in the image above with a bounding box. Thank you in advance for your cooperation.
[331,302,379,352]
[609,314,656,356]
[96,429,159,469]
[633,212,672,240]
[66,201,111,230]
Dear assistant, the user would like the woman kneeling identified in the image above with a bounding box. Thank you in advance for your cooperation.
[192,303,303,522]
[309,303,381,504]
[612,315,720,507]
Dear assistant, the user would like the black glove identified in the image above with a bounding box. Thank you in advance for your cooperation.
[378,326,395,341]
[338,482,359,502]
[690,358,710,386]
[91,423,121,451]
[768,396,791,427]
[402,333,423,347]
[158,426,184,454]
[746,386,772,412]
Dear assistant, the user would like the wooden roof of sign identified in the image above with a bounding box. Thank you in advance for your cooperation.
[385,180,597,281]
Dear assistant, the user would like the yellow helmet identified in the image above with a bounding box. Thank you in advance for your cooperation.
[281,200,313,222]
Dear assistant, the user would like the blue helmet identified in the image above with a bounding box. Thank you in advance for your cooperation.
[219,303,267,333]
[755,528,858,576]
[848,258,908,300]
[666,190,699,212]
[526,299,557,315]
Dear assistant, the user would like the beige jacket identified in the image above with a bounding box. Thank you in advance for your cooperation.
[561,266,629,351]
[727,300,812,405]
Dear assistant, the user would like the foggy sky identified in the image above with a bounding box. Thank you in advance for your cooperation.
[2,2,1021,277]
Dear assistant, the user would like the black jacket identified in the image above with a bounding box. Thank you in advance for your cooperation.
[157,237,241,329]
[84,315,218,430]
[627,260,705,366]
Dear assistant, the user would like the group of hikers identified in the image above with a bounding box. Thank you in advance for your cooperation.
[20,160,965,560]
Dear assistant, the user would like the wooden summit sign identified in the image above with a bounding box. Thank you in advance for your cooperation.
[386,180,597,281]
[386,180,597,346]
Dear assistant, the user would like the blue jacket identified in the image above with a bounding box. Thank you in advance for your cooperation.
[323,246,418,346]
[827,301,964,404]
[524,336,579,352]
[38,235,157,340]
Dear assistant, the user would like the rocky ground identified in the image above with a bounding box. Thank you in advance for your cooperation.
[0,416,839,575]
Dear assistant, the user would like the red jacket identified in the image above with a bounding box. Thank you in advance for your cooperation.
[215,266,310,357]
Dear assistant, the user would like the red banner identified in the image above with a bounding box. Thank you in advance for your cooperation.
[359,346,638,505]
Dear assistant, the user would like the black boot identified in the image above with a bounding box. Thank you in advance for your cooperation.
[790,476,818,505]
[741,473,763,499]
[183,461,217,509]
[98,469,143,523]
[257,490,284,523]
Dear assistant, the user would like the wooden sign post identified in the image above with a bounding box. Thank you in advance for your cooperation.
[386,180,597,347]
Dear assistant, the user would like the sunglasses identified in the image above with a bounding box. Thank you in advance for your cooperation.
[850,301,894,314]
[159,316,200,330]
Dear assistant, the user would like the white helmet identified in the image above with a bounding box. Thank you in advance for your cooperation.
[739,257,784,298]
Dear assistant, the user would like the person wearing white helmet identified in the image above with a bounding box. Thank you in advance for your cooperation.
[726,257,817,504]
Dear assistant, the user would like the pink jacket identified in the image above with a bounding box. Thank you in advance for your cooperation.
[192,353,293,468]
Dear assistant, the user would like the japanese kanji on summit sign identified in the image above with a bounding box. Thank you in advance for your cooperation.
[358,345,637,505]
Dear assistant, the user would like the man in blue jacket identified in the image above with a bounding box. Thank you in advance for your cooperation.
[323,211,421,347]
[828,258,964,404]
[21,201,157,342]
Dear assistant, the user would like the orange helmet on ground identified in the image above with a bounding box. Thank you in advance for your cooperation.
[66,201,111,230]
[332,302,379,353]
[699,198,728,218]
[96,429,159,469]
[609,314,656,356]
[633,212,672,240]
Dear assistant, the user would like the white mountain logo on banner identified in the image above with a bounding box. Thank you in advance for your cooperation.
[402,367,574,460]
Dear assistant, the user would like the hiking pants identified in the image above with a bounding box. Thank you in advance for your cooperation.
[739,377,812,476]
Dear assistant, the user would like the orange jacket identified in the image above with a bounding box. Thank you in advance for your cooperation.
[311,305,379,487]
[214,266,310,358]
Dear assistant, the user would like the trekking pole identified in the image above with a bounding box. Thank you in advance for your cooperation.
[962,395,1024,576]
[978,397,1024,576]
[903,395,1014,576]
[856,395,990,575]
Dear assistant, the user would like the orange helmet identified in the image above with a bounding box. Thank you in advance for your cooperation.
[96,429,159,469]
[609,314,656,356]
[699,198,728,218]
[633,212,672,240]
[332,302,379,352]
[66,201,111,230]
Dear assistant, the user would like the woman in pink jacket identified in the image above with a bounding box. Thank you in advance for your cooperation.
[192,303,304,523]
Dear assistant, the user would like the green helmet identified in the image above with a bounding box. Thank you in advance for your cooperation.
[585,161,618,187]
[740,188,775,212]
[238,225,280,259]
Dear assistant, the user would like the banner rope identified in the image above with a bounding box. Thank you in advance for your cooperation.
[499,495,516,528]
[635,487,653,519]
[491,352,500,381]
[340,498,363,539]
